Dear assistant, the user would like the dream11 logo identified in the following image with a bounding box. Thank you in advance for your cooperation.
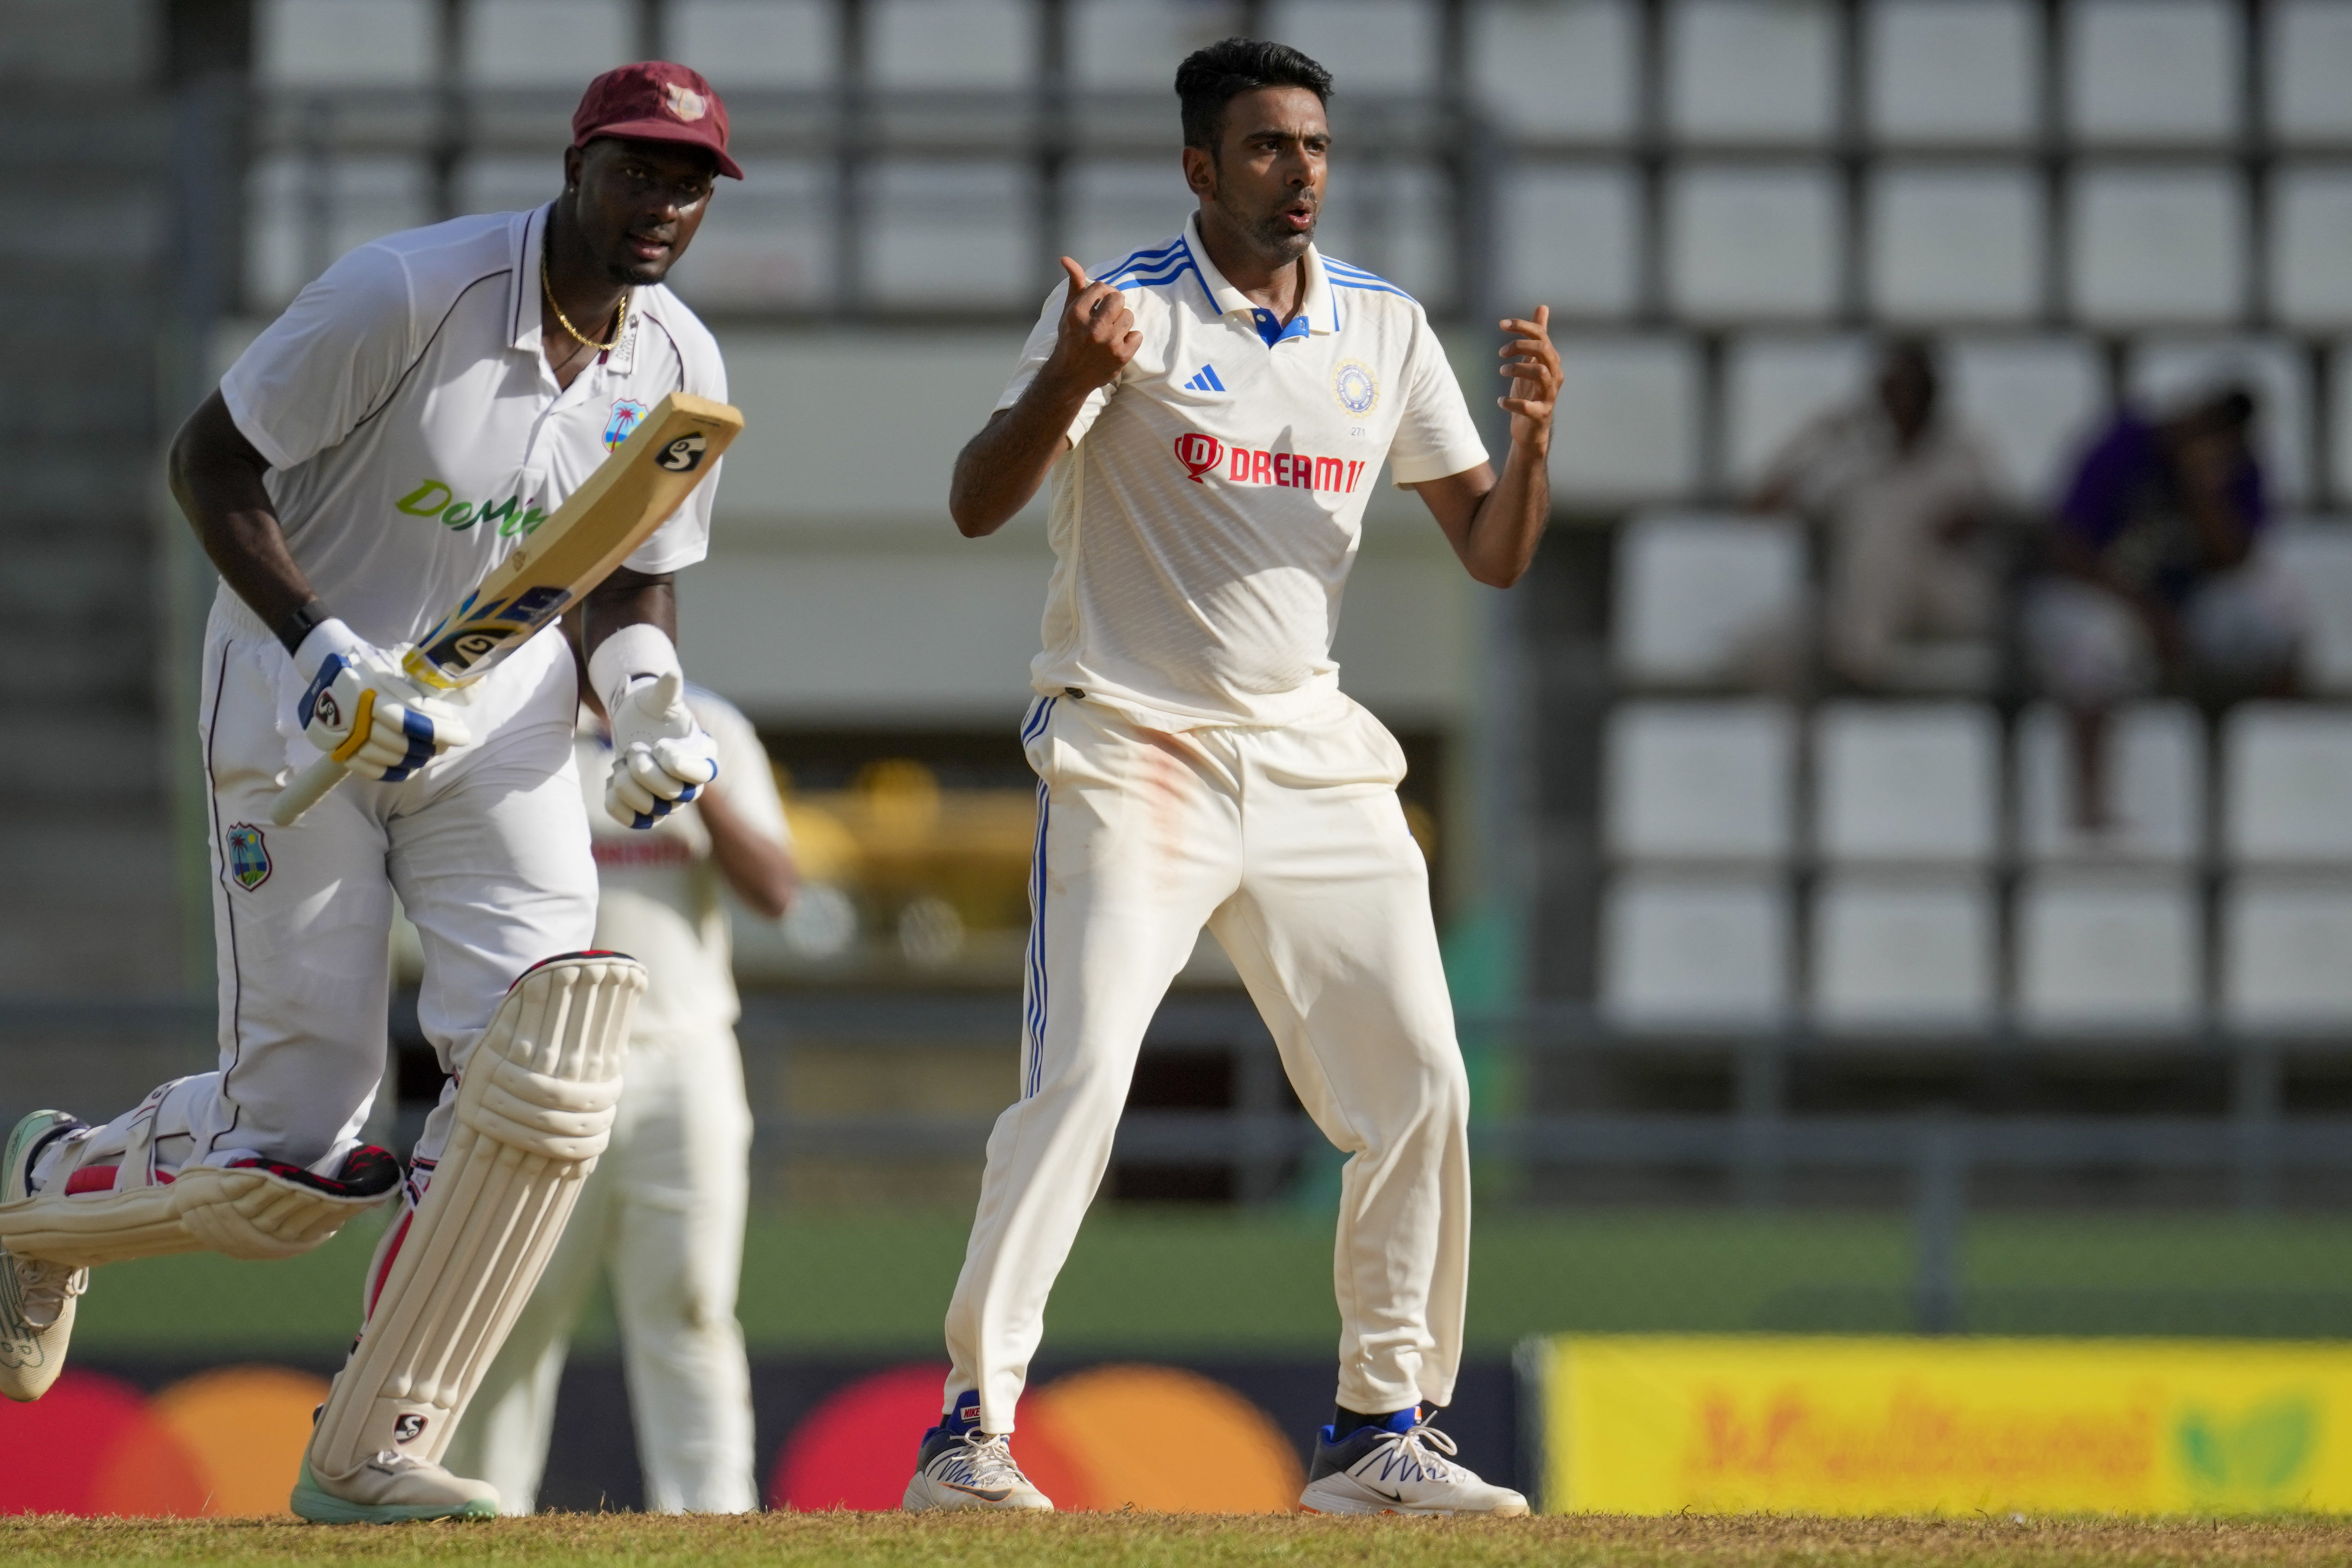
[1172,431,1367,494]
[1174,432,1224,482]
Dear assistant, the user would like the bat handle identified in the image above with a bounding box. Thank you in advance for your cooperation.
[269,754,352,827]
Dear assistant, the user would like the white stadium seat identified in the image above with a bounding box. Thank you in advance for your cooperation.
[1945,337,2107,501]
[2129,338,2314,505]
[871,0,1035,88]
[1313,161,1454,307]
[1602,874,1791,1030]
[1865,0,2040,146]
[2264,524,2352,693]
[462,0,630,84]
[662,160,837,310]
[1072,0,1232,90]
[1065,159,1195,280]
[258,0,433,84]
[1666,0,1838,142]
[1814,702,2001,864]
[1551,337,1704,502]
[1612,513,1805,686]
[2272,167,2352,330]
[2224,704,2352,867]
[2015,871,2203,1033]
[1867,164,2043,324]
[865,161,1035,307]
[1500,165,1638,320]
[1469,0,1638,140]
[246,154,432,308]
[1266,0,1439,94]
[2267,0,2352,144]
[1811,875,1998,1031]
[670,0,836,87]
[1603,701,1797,864]
[2223,877,2352,1030]
[2069,165,2247,325]
[1721,335,1869,491]
[1667,165,1842,321]
[2016,702,2205,864]
[455,155,556,218]
[2066,0,2241,144]
[2337,343,2352,506]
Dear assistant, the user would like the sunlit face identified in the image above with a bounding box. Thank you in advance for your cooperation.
[1187,86,1331,262]
[564,137,718,286]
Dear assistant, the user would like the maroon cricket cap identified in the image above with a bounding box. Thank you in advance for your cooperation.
[572,62,742,180]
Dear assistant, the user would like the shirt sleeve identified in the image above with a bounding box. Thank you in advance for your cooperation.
[1386,312,1489,486]
[624,312,729,575]
[994,284,1115,448]
[218,242,419,472]
[700,697,791,851]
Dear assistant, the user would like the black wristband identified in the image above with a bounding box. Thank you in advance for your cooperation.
[273,598,332,656]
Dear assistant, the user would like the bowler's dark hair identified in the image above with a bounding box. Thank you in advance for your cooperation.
[1175,38,1334,152]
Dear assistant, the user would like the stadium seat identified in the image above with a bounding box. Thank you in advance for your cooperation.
[1866,164,2043,324]
[1665,0,1837,142]
[2221,876,2352,1030]
[2016,702,2205,864]
[1065,159,1197,278]
[870,0,1034,87]
[1667,165,1842,322]
[2336,343,2352,505]
[1810,874,1998,1031]
[2272,167,2352,330]
[2065,0,2241,144]
[2264,524,2352,693]
[2069,165,2248,325]
[2223,704,2352,867]
[257,0,433,83]
[1612,512,1805,686]
[1601,874,1791,1030]
[1072,0,1229,89]
[1266,0,1438,93]
[462,0,631,83]
[1468,0,1637,139]
[663,160,837,310]
[1944,336,2107,501]
[670,0,835,86]
[2266,0,2352,144]
[246,154,432,308]
[865,161,1036,307]
[1312,161,1454,307]
[2014,870,2203,1033]
[1864,0,2039,145]
[2129,337,2314,504]
[1721,334,1870,490]
[1551,337,1704,502]
[1813,702,2001,864]
[1500,165,1638,320]
[1603,701,1797,864]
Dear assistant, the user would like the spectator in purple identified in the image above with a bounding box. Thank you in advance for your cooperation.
[2027,386,2303,832]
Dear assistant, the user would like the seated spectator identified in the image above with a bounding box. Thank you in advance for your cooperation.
[1751,340,2010,691]
[2027,386,2303,831]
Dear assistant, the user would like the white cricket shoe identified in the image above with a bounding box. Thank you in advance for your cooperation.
[0,1111,90,1403]
[1298,1408,1531,1516]
[901,1393,1055,1512]
[291,1451,500,1523]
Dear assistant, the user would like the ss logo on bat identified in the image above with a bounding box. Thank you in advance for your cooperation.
[658,433,707,472]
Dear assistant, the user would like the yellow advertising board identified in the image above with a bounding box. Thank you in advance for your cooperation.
[1535,1335,2352,1515]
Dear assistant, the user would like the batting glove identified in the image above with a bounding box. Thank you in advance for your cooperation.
[295,620,471,783]
[606,670,719,829]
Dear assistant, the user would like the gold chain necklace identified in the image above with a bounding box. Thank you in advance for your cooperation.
[541,252,628,352]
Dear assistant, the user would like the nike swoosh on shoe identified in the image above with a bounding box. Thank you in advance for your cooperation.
[943,1482,1013,1502]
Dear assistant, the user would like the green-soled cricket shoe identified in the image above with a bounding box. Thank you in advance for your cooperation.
[0,1111,90,1402]
[290,1452,500,1523]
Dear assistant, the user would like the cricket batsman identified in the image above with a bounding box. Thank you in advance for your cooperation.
[0,62,738,1523]
[903,39,1558,1516]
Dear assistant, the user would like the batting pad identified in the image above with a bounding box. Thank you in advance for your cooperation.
[309,952,642,1477]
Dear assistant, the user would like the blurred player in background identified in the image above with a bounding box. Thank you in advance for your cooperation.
[902,38,1557,1517]
[0,63,737,1523]
[446,668,793,1514]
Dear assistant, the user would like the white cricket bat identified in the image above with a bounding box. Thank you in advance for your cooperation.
[269,391,744,827]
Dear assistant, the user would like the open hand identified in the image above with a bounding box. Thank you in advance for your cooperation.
[1042,257,1142,396]
[1497,305,1561,454]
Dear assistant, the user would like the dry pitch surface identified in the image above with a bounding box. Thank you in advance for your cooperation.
[7,1514,2352,1568]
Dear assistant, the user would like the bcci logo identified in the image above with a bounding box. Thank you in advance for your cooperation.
[1172,432,1224,484]
[226,824,271,892]
[604,398,650,451]
[1332,359,1380,416]
[658,433,708,472]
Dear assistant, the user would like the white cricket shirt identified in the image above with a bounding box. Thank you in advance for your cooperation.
[996,211,1487,731]
[219,204,726,728]
[576,687,790,1043]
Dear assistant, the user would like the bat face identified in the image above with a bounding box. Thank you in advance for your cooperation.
[401,392,741,691]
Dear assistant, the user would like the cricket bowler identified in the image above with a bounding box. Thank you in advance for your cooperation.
[903,39,1559,1516]
[0,62,738,1523]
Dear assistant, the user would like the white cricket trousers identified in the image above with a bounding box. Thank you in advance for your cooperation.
[944,694,1471,1431]
[443,1026,758,1514]
[66,595,595,1183]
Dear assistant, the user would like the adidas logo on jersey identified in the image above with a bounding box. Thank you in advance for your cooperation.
[1171,432,1368,494]
[1182,364,1225,393]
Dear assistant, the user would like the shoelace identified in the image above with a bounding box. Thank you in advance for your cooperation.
[943,1430,1030,1488]
[1369,1421,1460,1484]
[12,1259,87,1332]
